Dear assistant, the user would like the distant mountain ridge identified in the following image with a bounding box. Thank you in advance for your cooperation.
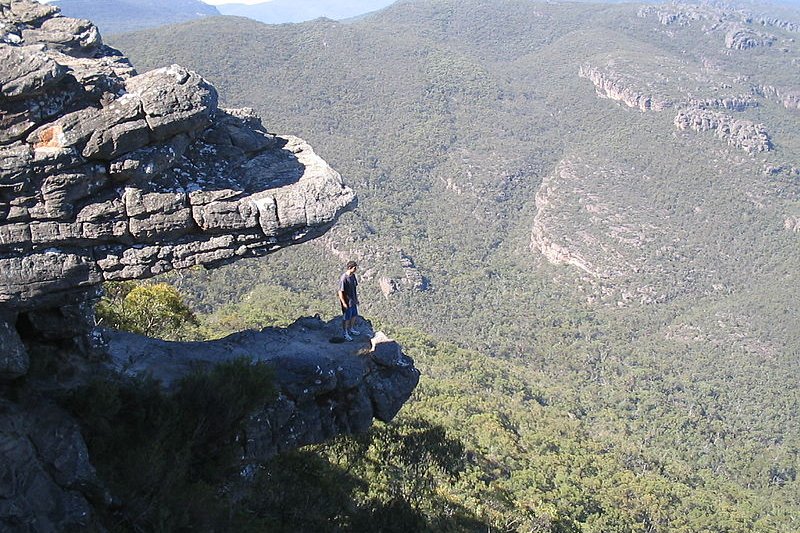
[48,0,220,34]
[213,0,396,23]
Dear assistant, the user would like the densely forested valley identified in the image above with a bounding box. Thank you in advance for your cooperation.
[105,0,800,530]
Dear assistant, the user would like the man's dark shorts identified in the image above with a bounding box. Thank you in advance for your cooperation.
[342,304,358,321]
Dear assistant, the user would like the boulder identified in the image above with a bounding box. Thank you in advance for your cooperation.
[0,399,106,533]
[0,43,66,97]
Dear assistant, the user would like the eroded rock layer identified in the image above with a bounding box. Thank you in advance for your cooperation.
[0,3,355,312]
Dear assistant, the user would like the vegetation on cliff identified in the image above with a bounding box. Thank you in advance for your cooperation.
[92,280,796,531]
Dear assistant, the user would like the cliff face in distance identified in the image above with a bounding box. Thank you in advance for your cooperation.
[0,1,418,530]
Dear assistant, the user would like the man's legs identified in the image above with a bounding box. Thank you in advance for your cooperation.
[342,306,360,339]
[347,317,360,335]
[347,304,360,335]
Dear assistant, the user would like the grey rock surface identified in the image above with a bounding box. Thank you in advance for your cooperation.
[0,0,355,313]
[0,3,412,531]
[0,398,105,533]
[724,26,775,50]
[758,84,800,111]
[0,316,28,379]
[105,317,420,460]
[579,64,673,112]
[674,107,772,153]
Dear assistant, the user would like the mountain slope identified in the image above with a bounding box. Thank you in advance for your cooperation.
[110,0,800,528]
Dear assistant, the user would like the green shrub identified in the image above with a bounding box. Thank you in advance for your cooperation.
[64,359,274,532]
[96,281,198,340]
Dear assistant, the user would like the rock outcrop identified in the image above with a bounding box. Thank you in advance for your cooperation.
[674,107,771,153]
[757,16,800,33]
[531,159,695,306]
[0,397,110,532]
[724,26,775,49]
[579,61,771,154]
[579,64,673,112]
[757,84,800,111]
[688,95,758,112]
[0,0,355,325]
[106,318,419,459]
[0,2,417,531]
[1,55,354,313]
[637,4,724,27]
[638,3,783,50]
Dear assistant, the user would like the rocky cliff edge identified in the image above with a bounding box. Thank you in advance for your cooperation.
[0,2,418,531]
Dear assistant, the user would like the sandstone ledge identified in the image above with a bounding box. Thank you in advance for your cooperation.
[0,3,413,530]
[105,317,420,460]
[0,0,356,313]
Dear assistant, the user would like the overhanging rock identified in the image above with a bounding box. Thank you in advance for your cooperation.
[0,1,356,314]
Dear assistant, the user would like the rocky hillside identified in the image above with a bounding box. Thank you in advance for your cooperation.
[0,1,418,530]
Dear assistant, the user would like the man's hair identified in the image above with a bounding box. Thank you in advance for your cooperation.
[346,260,358,269]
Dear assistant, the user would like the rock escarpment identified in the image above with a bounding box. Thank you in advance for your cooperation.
[1,47,353,314]
[580,56,772,154]
[643,2,800,36]
[0,2,417,531]
[624,2,798,152]
[530,159,699,306]
[785,216,800,232]
[674,107,772,153]
[757,84,800,111]
[579,64,673,112]
[0,0,355,347]
[724,26,775,49]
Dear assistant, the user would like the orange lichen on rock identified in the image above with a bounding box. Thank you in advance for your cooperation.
[33,124,64,149]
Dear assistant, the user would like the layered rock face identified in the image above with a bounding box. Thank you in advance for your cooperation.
[0,4,354,314]
[758,84,800,111]
[530,159,697,306]
[674,107,772,153]
[580,63,772,154]
[619,2,796,153]
[0,0,354,353]
[0,2,417,531]
[724,26,775,49]
[579,65,673,112]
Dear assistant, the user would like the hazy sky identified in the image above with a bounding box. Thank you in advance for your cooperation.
[202,0,273,4]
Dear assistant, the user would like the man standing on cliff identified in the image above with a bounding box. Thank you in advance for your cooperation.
[338,260,360,341]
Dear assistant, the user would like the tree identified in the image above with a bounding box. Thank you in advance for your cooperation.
[96,281,198,339]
